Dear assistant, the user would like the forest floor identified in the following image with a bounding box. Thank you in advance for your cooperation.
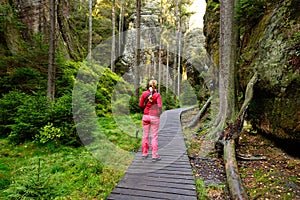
[181,108,300,200]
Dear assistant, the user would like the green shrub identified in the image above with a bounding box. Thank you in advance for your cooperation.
[0,68,45,95]
[161,90,180,110]
[129,95,142,114]
[48,93,79,145]
[8,94,49,144]
[96,67,132,117]
[179,80,198,107]
[55,61,81,96]
[0,90,28,138]
[0,91,79,145]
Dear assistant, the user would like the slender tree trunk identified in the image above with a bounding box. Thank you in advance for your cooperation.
[134,0,141,98]
[47,0,56,102]
[177,20,181,97]
[213,0,236,130]
[88,0,92,62]
[173,0,179,96]
[221,0,236,120]
[111,0,116,72]
[166,43,169,93]
[158,0,163,93]
[118,0,125,55]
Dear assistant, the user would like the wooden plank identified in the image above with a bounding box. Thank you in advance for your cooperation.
[109,188,197,200]
[147,173,195,180]
[117,178,196,190]
[115,184,196,196]
[121,175,196,185]
[107,194,159,200]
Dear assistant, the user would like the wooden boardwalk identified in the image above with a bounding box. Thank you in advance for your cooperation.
[107,108,197,200]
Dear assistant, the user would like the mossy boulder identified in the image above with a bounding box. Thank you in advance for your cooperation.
[204,0,300,142]
[238,0,300,141]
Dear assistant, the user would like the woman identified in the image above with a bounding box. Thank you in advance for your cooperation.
[139,80,162,162]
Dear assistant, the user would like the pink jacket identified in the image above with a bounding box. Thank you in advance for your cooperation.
[139,89,162,117]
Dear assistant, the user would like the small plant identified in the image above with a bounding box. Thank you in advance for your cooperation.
[195,178,210,199]
[35,123,63,144]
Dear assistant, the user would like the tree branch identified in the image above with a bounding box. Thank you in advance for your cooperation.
[187,96,213,128]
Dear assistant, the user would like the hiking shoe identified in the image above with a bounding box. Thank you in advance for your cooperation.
[142,155,148,159]
[152,157,161,162]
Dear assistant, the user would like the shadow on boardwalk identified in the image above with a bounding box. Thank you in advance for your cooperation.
[108,108,197,200]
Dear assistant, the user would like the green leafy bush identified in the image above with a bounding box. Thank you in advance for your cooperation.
[129,95,142,114]
[0,91,79,145]
[160,86,180,111]
[8,93,49,144]
[0,90,28,138]
[55,61,81,96]
[96,67,131,117]
[0,67,45,96]
[179,80,198,107]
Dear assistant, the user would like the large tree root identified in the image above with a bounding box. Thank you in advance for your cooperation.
[216,72,258,200]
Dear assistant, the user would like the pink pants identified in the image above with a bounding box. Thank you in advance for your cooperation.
[142,115,160,158]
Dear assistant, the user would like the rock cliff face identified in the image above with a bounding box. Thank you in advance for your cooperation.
[1,0,84,60]
[16,0,49,36]
[204,0,300,143]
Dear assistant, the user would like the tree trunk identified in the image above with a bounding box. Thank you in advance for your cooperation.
[213,0,236,129]
[118,0,125,55]
[166,43,169,93]
[134,0,141,99]
[47,0,56,102]
[177,28,181,97]
[214,0,250,199]
[111,0,116,72]
[88,0,92,62]
[158,0,163,93]
[173,0,179,96]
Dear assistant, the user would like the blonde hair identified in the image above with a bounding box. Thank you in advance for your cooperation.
[148,80,158,88]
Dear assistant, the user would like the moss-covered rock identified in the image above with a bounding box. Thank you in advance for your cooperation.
[239,0,300,141]
[204,0,300,142]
